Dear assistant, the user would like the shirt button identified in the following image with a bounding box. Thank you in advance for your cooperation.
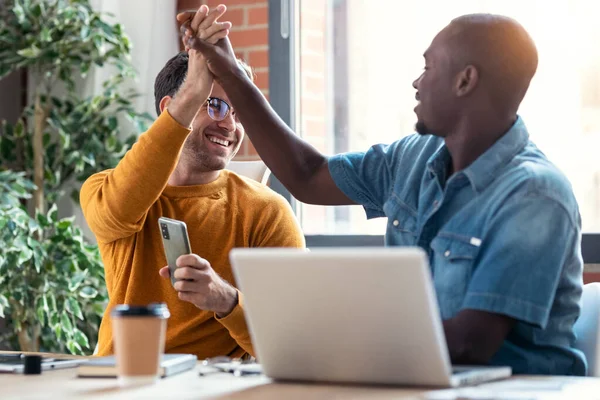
[444,250,451,257]
[433,200,439,207]
[393,220,399,227]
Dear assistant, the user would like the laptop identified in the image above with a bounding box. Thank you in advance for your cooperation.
[229,247,511,387]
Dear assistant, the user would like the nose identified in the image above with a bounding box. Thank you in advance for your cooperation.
[412,71,424,90]
[412,76,420,90]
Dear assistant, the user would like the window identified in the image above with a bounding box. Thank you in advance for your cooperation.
[286,0,600,235]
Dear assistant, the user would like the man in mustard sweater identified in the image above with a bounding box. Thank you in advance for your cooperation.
[80,5,305,359]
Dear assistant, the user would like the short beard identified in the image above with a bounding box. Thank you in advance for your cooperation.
[181,142,228,172]
[415,121,430,135]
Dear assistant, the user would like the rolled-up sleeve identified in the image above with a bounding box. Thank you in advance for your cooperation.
[328,141,404,219]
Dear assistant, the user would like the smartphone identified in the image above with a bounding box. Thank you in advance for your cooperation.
[158,217,192,286]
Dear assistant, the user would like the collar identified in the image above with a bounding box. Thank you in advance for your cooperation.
[427,116,529,193]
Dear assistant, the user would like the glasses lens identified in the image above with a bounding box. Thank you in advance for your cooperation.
[207,98,229,121]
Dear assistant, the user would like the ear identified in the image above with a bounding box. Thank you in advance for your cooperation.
[454,65,479,97]
[159,96,172,114]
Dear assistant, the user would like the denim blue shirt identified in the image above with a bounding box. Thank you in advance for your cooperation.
[328,118,586,375]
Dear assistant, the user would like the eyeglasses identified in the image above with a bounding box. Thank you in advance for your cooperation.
[206,97,234,121]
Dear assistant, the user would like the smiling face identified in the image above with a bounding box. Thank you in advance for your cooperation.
[178,82,244,171]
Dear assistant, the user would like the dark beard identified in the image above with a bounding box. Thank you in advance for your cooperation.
[181,141,228,172]
[415,121,430,135]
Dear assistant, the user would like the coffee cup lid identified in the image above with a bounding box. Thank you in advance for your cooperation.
[111,303,170,318]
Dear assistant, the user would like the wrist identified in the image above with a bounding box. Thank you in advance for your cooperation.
[215,286,238,318]
[178,80,210,104]
[217,65,250,89]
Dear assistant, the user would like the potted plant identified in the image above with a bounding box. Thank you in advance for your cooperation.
[0,0,152,354]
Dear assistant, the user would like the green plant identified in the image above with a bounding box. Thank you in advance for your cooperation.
[0,171,107,353]
[0,0,152,354]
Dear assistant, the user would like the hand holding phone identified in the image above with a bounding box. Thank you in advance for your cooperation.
[158,217,192,286]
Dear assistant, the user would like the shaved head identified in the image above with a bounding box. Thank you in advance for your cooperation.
[413,13,538,137]
[445,14,538,112]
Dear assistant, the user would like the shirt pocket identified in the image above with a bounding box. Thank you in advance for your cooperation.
[384,197,418,246]
[430,234,480,319]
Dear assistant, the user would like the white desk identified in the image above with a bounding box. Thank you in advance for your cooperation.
[3,362,600,400]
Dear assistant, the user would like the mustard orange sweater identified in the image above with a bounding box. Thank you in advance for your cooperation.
[80,111,305,359]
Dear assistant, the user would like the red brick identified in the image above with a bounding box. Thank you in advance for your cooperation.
[248,5,268,25]
[247,49,269,68]
[234,51,248,62]
[222,7,245,27]
[254,70,269,91]
[229,27,268,48]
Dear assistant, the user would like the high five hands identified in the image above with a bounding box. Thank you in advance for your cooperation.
[176,4,245,81]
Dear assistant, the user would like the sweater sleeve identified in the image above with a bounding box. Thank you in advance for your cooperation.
[80,111,191,243]
[214,290,254,356]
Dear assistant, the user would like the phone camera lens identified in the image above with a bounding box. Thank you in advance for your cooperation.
[161,223,170,239]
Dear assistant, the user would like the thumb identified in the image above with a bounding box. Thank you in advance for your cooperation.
[159,266,171,278]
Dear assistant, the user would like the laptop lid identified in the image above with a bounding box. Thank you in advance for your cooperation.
[230,247,456,386]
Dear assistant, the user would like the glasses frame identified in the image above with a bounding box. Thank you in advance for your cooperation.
[206,97,233,121]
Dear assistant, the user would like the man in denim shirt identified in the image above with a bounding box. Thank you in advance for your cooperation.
[190,13,586,375]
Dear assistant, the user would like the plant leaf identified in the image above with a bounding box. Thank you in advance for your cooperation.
[66,297,84,320]
[17,247,33,265]
[60,311,73,334]
[73,329,90,349]
[79,286,98,299]
[68,270,88,291]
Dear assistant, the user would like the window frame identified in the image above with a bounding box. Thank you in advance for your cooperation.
[267,0,600,264]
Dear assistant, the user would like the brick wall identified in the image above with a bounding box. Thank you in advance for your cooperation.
[176,0,269,160]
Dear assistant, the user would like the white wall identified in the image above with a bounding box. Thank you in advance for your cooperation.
[57,0,180,242]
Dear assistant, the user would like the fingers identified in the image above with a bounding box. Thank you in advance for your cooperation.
[159,266,171,279]
[204,29,229,45]
[198,4,227,32]
[173,278,208,292]
[176,253,210,269]
[200,21,231,42]
[176,10,196,22]
[190,4,211,32]
[173,265,210,282]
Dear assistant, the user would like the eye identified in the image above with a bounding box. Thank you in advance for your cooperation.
[207,98,230,120]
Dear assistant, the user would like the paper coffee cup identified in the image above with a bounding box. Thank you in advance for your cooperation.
[111,303,170,386]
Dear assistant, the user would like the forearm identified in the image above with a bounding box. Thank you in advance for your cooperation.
[80,112,190,241]
[443,310,514,365]
[167,80,208,128]
[219,71,328,199]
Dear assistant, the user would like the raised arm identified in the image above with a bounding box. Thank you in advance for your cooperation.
[177,11,354,206]
[81,8,228,243]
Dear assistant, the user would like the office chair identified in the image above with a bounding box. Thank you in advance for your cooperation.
[574,282,600,376]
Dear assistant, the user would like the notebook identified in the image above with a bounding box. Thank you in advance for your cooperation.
[77,353,197,378]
